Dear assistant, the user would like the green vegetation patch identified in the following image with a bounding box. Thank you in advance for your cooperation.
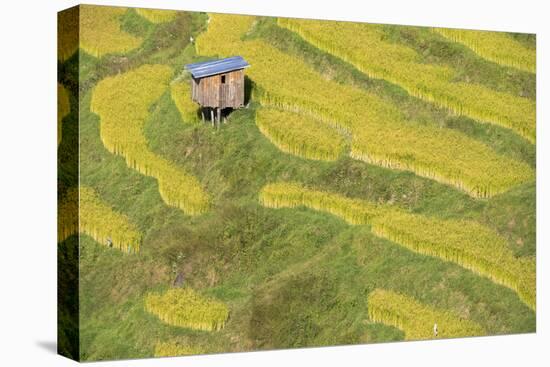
[260,182,535,309]
[136,9,179,24]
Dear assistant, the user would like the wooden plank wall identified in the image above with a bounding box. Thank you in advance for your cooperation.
[192,69,245,108]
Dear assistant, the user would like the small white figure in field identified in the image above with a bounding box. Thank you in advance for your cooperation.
[433,323,438,337]
[189,36,194,43]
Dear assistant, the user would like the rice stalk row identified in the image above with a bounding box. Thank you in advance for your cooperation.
[58,186,142,253]
[278,18,536,143]
[195,14,534,198]
[256,107,346,161]
[80,5,143,58]
[91,64,210,215]
[58,6,79,61]
[170,79,201,124]
[259,182,536,310]
[367,289,485,340]
[145,288,229,331]
[433,28,535,73]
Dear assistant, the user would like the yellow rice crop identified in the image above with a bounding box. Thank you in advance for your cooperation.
[80,5,143,58]
[367,289,485,340]
[145,288,229,331]
[58,6,79,61]
[196,14,534,198]
[135,8,178,23]
[58,83,70,147]
[58,186,142,253]
[259,182,536,310]
[170,79,201,124]
[278,18,536,143]
[256,107,346,161]
[153,341,204,357]
[91,64,210,215]
[433,28,536,73]
[349,120,533,199]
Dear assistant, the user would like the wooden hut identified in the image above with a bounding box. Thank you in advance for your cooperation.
[185,56,250,125]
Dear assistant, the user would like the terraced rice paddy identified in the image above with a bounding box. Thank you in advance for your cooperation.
[59,7,535,360]
[136,8,178,23]
[58,187,142,252]
[196,14,534,198]
[145,288,229,331]
[91,64,210,215]
[278,18,536,143]
[256,107,346,161]
[433,28,536,73]
[259,182,536,309]
[58,83,70,147]
[80,5,143,58]
[367,289,485,340]
[170,79,201,124]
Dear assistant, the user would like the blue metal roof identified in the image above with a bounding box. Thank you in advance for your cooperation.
[185,56,250,79]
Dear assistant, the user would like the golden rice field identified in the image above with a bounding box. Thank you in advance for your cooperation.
[367,289,485,340]
[256,107,346,161]
[145,288,229,331]
[91,64,210,215]
[58,83,70,147]
[58,187,142,252]
[170,79,201,124]
[153,342,205,357]
[349,121,533,199]
[57,6,79,61]
[433,28,536,73]
[259,182,536,310]
[278,18,536,143]
[135,8,178,23]
[80,5,143,58]
[57,8,536,359]
[196,14,534,198]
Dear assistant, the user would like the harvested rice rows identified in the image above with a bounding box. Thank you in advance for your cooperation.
[256,107,346,161]
[367,289,484,340]
[91,64,210,215]
[145,288,229,331]
[259,182,536,310]
[170,79,201,124]
[80,5,143,58]
[154,342,204,357]
[278,19,536,143]
[58,83,70,147]
[135,8,178,23]
[196,14,534,198]
[58,187,142,252]
[433,28,536,73]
